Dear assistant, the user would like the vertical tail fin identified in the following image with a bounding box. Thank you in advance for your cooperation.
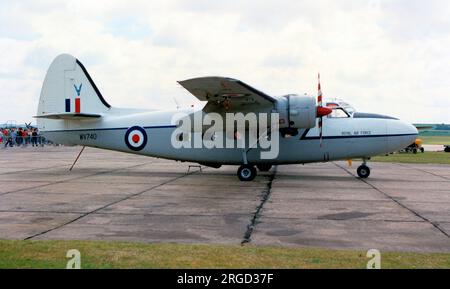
[36,54,111,129]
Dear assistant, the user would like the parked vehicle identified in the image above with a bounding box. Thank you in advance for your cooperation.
[402,139,425,154]
[445,145,450,153]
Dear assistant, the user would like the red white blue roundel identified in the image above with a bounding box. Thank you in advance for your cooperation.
[125,126,148,151]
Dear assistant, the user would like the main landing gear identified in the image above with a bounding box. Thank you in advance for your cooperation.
[237,164,273,181]
[237,165,257,181]
[357,159,371,179]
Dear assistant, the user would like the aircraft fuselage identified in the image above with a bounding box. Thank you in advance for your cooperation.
[41,108,418,166]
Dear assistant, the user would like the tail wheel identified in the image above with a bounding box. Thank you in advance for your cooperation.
[256,164,272,172]
[237,165,257,182]
[357,165,371,179]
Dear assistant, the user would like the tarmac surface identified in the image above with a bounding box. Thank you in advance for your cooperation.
[0,146,449,253]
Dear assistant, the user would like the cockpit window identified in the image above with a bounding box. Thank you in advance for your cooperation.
[326,99,355,118]
[328,107,350,118]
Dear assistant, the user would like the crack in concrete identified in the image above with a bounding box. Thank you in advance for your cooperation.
[0,162,152,197]
[334,162,450,239]
[241,167,277,245]
[0,165,68,176]
[23,167,204,240]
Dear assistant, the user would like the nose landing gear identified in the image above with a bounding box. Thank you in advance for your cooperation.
[357,159,371,178]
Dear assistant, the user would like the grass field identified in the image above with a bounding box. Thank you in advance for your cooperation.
[0,240,449,269]
[419,135,450,145]
[372,152,450,165]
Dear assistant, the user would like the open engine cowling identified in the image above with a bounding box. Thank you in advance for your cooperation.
[276,94,317,129]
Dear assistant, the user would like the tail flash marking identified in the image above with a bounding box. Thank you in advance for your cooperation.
[65,99,71,113]
[75,98,81,113]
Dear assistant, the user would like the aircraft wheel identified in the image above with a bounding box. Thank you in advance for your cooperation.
[357,165,371,179]
[237,165,257,181]
[256,164,272,172]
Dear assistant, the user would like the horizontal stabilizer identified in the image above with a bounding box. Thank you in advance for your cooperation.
[34,113,102,120]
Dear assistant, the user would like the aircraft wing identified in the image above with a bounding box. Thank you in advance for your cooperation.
[178,77,276,107]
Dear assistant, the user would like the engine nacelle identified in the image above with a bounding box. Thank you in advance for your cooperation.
[276,94,317,129]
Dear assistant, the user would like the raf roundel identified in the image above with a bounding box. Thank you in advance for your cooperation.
[125,126,148,151]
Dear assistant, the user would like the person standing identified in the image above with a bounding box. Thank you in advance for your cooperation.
[27,129,32,146]
[31,129,38,147]
[4,129,12,147]
[17,128,24,146]
[10,128,17,147]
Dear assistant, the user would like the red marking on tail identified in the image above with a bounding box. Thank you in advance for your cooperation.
[75,98,80,113]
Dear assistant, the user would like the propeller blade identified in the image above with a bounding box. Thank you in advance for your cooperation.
[319,117,323,147]
[316,74,332,148]
[317,73,324,147]
[317,73,322,106]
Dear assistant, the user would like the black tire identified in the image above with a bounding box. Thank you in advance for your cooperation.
[445,146,450,153]
[256,164,272,172]
[413,148,417,154]
[420,147,425,153]
[357,165,371,179]
[237,165,257,181]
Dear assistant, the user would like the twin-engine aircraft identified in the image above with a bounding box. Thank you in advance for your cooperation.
[35,54,418,181]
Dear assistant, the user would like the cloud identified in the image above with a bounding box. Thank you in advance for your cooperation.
[0,0,449,124]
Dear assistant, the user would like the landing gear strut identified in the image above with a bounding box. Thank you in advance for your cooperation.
[237,165,257,182]
[357,159,371,179]
[237,127,273,181]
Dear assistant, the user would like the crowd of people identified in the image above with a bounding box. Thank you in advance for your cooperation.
[0,127,43,148]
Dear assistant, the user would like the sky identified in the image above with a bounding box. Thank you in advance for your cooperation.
[1,0,449,125]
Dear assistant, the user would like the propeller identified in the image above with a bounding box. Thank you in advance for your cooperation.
[316,74,332,147]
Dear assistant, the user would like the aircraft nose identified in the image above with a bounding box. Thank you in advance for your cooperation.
[386,119,418,152]
[403,121,419,146]
[405,122,419,136]
[387,118,418,135]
